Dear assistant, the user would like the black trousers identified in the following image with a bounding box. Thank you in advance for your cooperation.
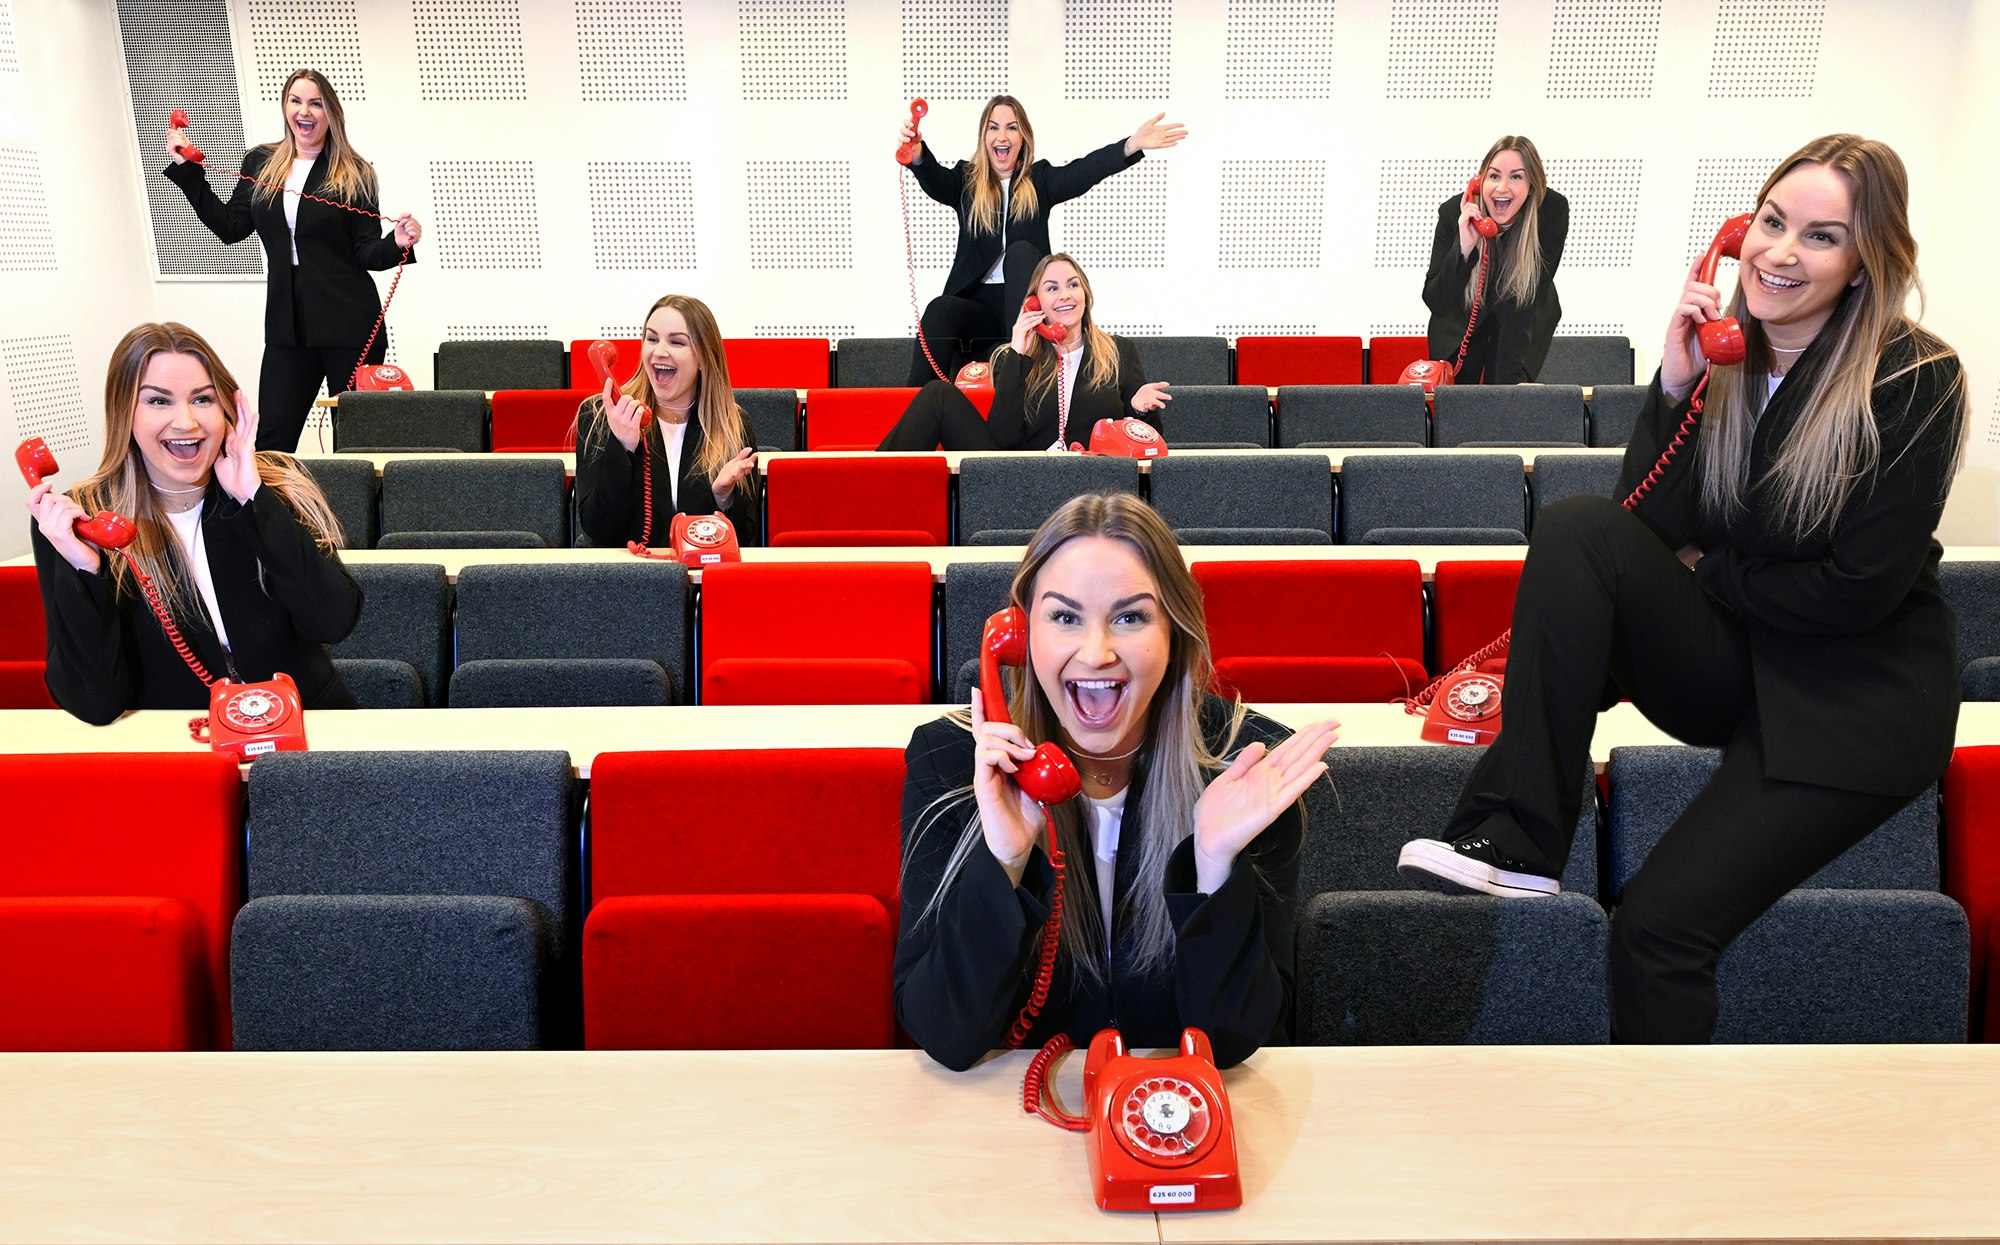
[260,275,386,453]
[906,241,1043,385]
[1444,494,1910,1041]
[877,381,1004,452]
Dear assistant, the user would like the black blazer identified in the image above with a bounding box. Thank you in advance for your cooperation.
[573,397,762,548]
[33,481,363,724]
[1619,334,1965,797]
[164,147,412,348]
[987,336,1158,451]
[894,699,1303,1072]
[1423,189,1568,383]
[909,138,1143,300]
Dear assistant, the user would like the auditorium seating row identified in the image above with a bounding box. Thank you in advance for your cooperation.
[335,381,1645,455]
[2,742,1987,1053]
[10,557,2000,714]
[296,449,1630,550]
[425,334,1638,394]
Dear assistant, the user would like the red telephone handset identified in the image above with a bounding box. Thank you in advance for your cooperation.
[980,607,1082,806]
[666,512,742,567]
[351,364,413,392]
[896,98,929,165]
[588,339,651,429]
[17,438,138,550]
[1022,295,1068,345]
[1695,213,1755,367]
[168,109,206,165]
[1465,176,1499,239]
[1070,418,1168,459]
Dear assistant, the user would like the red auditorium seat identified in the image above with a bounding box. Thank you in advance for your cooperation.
[699,562,934,704]
[1367,335,1430,384]
[1431,560,1522,674]
[723,337,831,389]
[491,388,591,451]
[0,753,242,1049]
[584,747,905,1049]
[0,566,55,708]
[1191,560,1426,702]
[803,388,921,451]
[568,337,638,388]
[1944,747,2000,1040]
[765,456,950,546]
[1234,336,1364,387]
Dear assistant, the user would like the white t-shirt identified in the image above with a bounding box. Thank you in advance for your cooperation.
[658,418,690,507]
[1083,788,1128,941]
[981,181,1012,284]
[284,158,313,264]
[1048,342,1086,451]
[163,501,230,649]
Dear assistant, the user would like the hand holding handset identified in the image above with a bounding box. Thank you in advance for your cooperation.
[1692,213,1754,367]
[896,98,928,165]
[980,607,1082,806]
[168,109,205,165]
[1464,176,1499,240]
[588,339,650,428]
[1022,295,1068,344]
[16,439,304,758]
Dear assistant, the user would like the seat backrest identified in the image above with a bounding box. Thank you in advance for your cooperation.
[738,388,801,452]
[436,339,567,390]
[1365,336,1429,384]
[699,562,935,703]
[1942,745,2000,1037]
[956,456,1140,545]
[454,561,689,698]
[723,338,830,389]
[1192,559,1424,667]
[1433,385,1589,447]
[1529,453,1625,528]
[941,560,1018,703]
[1607,746,1940,896]
[1276,385,1428,448]
[1430,560,1522,673]
[567,337,638,388]
[833,337,915,388]
[804,388,921,450]
[1940,562,2000,672]
[1149,454,1333,543]
[1587,385,1648,447]
[1129,336,1230,385]
[766,455,950,546]
[1338,453,1526,544]
[447,658,672,708]
[1162,385,1271,447]
[334,391,488,452]
[296,456,380,548]
[490,389,589,451]
[1538,335,1634,386]
[332,562,453,706]
[1234,336,1363,387]
[379,457,568,547]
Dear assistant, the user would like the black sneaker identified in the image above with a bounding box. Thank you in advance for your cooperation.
[1398,835,1561,897]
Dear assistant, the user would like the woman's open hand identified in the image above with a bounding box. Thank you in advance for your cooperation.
[1192,718,1340,880]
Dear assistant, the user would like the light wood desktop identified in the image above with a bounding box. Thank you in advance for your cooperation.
[2,1043,1996,1244]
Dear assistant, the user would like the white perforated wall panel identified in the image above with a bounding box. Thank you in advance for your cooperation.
[247,0,365,100]
[1388,0,1497,99]
[1219,322,1319,335]
[1374,158,1481,268]
[3,336,90,452]
[0,149,56,272]
[1224,0,1337,99]
[1544,159,1643,268]
[577,0,687,101]
[745,162,852,269]
[901,0,1006,100]
[1061,161,1168,268]
[1546,0,1660,99]
[1220,161,1325,269]
[414,0,526,100]
[1368,322,1428,337]
[757,323,855,338]
[445,322,551,339]
[0,1,19,76]
[429,160,542,268]
[1065,0,1170,100]
[1688,157,1779,264]
[1557,321,1628,337]
[740,0,846,100]
[589,162,697,270]
[1710,0,1824,99]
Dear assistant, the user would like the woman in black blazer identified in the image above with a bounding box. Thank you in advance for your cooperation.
[898,95,1185,385]
[1421,135,1567,384]
[573,295,760,549]
[24,323,361,724]
[1398,135,1969,1043]
[878,253,1170,452]
[163,69,419,453]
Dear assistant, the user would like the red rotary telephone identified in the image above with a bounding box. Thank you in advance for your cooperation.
[168,109,206,164]
[1025,1028,1242,1213]
[1022,295,1068,344]
[1464,176,1499,240]
[1070,418,1168,459]
[1695,213,1754,367]
[1421,668,1503,745]
[668,512,742,567]
[1396,357,1455,396]
[351,363,413,392]
[17,438,305,758]
[896,98,928,165]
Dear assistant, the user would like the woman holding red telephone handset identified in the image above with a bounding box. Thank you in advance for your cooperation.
[1398,135,1968,1043]
[1420,135,1568,384]
[895,492,1340,1071]
[23,322,361,724]
[876,253,1170,452]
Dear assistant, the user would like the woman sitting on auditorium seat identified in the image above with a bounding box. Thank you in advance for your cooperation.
[24,322,361,724]
[1421,135,1568,384]
[877,253,1171,453]
[573,294,761,548]
[895,492,1339,1070]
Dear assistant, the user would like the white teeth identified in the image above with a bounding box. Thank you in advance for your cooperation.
[1759,270,1805,290]
[1071,679,1121,689]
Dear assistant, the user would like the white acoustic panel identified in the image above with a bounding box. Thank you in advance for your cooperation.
[745,162,852,269]
[589,162,697,270]
[4,336,90,452]
[739,0,846,100]
[1224,0,1337,100]
[1988,384,1999,449]
[1368,322,1428,336]
[1544,158,1642,268]
[754,323,855,337]
[1558,322,1630,337]
[1103,322,1165,336]
[429,161,542,268]
[1546,0,1660,100]
[246,0,365,101]
[1374,158,1480,268]
[1218,322,1320,336]
[577,0,687,101]
[1710,0,1823,99]
[1219,160,1324,269]
[0,0,19,76]
[896,174,955,270]
[445,322,552,339]
[1064,0,1169,101]
[1688,156,1777,266]
[413,0,527,101]
[901,0,1006,101]
[1061,160,1167,269]
[1388,0,1497,99]
[0,149,56,272]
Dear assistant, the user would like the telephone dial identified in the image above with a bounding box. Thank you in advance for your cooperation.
[1464,176,1499,239]
[896,98,928,165]
[1396,356,1456,396]
[1420,668,1503,745]
[1070,418,1168,459]
[351,363,412,392]
[1022,295,1068,344]
[17,438,305,758]
[667,512,742,568]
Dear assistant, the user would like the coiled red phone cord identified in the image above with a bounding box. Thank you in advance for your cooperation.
[1452,243,1491,378]
[112,547,220,741]
[1004,805,1068,1051]
[898,173,950,383]
[1022,1031,1090,1131]
[1401,372,1711,715]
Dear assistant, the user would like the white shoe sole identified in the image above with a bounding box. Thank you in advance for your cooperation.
[1397,838,1560,898]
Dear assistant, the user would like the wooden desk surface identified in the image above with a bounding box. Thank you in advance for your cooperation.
[3,1044,1996,1244]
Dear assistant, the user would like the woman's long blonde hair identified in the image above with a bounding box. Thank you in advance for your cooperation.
[910,493,1264,982]
[965,95,1039,235]
[1005,253,1120,414]
[1465,135,1549,309]
[68,323,344,616]
[575,295,756,489]
[1695,134,1966,540]
[252,69,377,207]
